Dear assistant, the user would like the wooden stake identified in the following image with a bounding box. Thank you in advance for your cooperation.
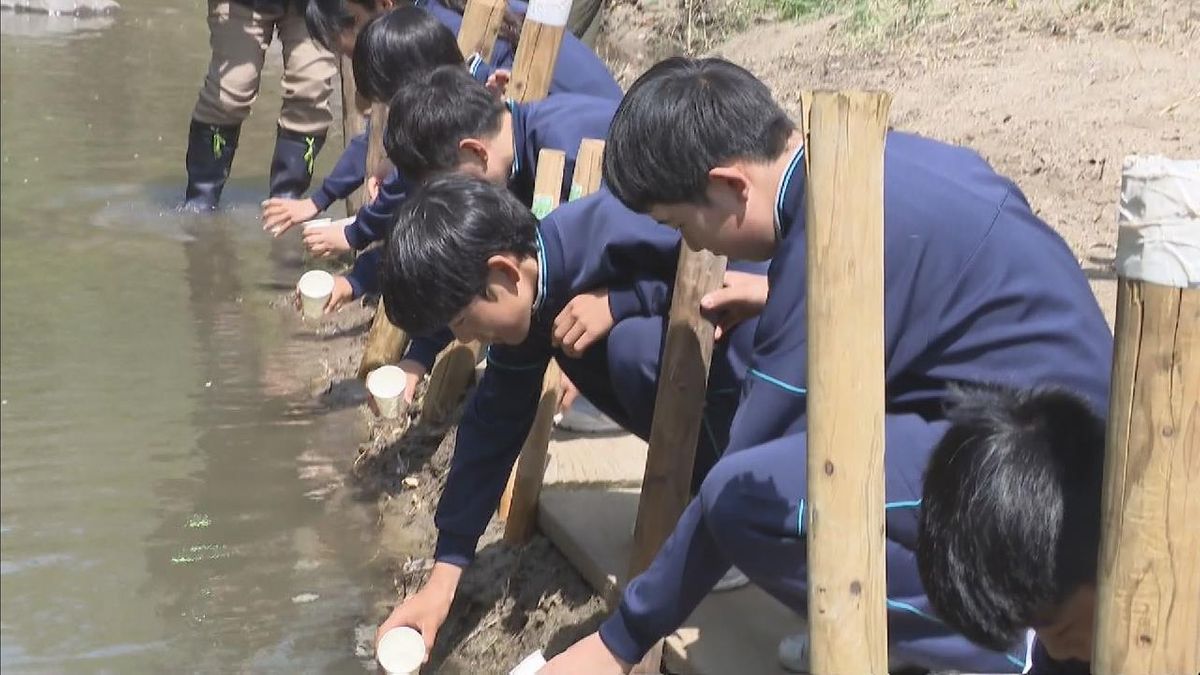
[418,6,569,416]
[503,143,603,541]
[457,0,506,63]
[507,0,573,103]
[1093,157,1200,675]
[802,90,891,675]
[337,55,368,217]
[627,244,726,576]
[356,103,410,380]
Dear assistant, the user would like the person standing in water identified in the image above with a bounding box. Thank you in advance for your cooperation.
[183,0,337,211]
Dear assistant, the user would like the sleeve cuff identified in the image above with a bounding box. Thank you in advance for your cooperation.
[344,220,372,251]
[607,286,644,323]
[599,607,655,665]
[310,187,335,212]
[403,336,445,372]
[433,531,478,568]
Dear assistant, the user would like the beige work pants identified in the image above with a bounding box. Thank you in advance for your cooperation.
[191,1,336,135]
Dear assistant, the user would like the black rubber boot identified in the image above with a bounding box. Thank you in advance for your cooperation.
[182,119,241,212]
[268,127,326,199]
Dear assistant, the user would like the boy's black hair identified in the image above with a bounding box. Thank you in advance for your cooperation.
[352,7,464,103]
[602,57,796,213]
[917,384,1106,651]
[305,0,378,51]
[384,65,506,182]
[380,173,538,336]
[307,0,522,53]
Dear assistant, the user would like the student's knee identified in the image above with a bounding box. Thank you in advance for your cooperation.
[697,450,769,556]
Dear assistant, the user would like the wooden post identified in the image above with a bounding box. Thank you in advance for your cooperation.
[1093,156,1200,675]
[502,141,604,542]
[457,0,506,63]
[337,55,368,217]
[801,90,891,675]
[355,103,410,380]
[624,242,725,675]
[507,0,572,103]
[418,2,569,418]
[627,245,726,575]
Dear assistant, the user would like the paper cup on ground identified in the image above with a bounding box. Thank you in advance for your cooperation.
[377,627,425,675]
[509,650,547,675]
[298,270,334,320]
[367,365,407,419]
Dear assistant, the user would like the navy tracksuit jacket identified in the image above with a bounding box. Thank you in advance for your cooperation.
[597,135,1114,673]
[348,94,618,297]
[429,190,765,567]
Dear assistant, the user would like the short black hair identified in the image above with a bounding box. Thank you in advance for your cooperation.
[306,0,379,51]
[602,57,796,212]
[917,384,1106,651]
[380,173,538,335]
[352,7,465,103]
[384,65,505,182]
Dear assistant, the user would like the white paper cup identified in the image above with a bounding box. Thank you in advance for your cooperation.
[297,270,335,320]
[301,217,332,231]
[366,365,408,419]
[509,650,547,675]
[377,627,425,675]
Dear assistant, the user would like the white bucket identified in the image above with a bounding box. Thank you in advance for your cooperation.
[377,626,425,675]
[366,365,408,419]
[297,270,335,320]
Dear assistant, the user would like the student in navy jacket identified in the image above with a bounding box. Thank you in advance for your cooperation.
[541,57,1114,675]
[318,65,617,312]
[369,175,765,653]
[262,0,620,235]
[917,384,1104,674]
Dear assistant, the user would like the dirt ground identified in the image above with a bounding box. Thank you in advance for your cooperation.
[309,2,1198,673]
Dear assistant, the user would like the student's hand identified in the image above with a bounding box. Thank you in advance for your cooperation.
[485,69,511,97]
[366,175,383,203]
[304,223,352,257]
[262,197,320,237]
[396,359,426,406]
[376,562,463,664]
[701,270,769,341]
[553,289,614,358]
[325,275,354,314]
[557,373,580,416]
[541,632,631,674]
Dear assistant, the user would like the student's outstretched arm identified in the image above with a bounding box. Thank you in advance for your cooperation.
[311,130,369,211]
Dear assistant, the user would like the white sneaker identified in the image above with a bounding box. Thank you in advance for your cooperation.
[554,396,622,433]
[778,632,810,673]
[712,566,750,592]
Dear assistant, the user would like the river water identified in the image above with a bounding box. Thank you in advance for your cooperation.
[1,3,391,671]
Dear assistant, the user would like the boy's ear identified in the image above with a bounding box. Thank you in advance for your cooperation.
[707,165,752,203]
[459,138,489,169]
[485,254,523,290]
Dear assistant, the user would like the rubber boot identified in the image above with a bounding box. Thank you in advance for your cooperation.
[268,127,326,199]
[183,119,241,212]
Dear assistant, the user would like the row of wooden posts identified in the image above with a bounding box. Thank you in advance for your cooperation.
[334,0,1200,671]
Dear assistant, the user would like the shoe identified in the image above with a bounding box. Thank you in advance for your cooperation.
[269,126,326,199]
[778,632,810,673]
[183,119,240,211]
[712,566,750,592]
[554,396,621,433]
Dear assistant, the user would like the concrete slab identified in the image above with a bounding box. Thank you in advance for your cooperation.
[538,485,805,675]
[543,430,647,487]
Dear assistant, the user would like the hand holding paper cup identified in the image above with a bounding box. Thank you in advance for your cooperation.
[376,626,426,675]
[367,365,408,419]
[297,270,335,320]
